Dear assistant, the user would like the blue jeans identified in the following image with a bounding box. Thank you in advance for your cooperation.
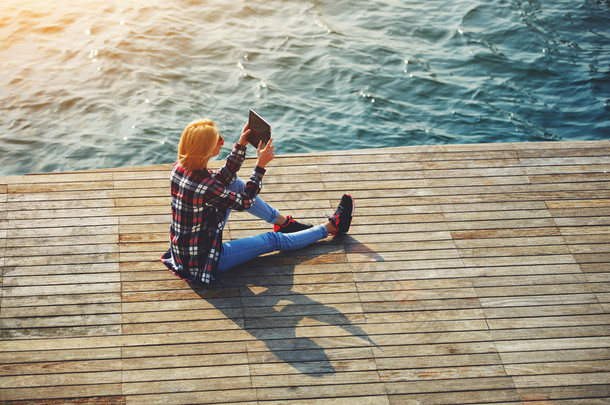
[217,177,329,273]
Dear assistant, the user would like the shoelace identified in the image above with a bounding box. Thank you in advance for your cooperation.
[329,204,344,226]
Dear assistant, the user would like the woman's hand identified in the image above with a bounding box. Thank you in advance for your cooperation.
[255,138,274,168]
[238,123,251,147]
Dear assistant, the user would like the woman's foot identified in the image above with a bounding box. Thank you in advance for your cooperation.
[274,215,314,233]
[329,194,354,235]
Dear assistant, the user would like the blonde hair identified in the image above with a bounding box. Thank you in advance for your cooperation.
[177,119,220,171]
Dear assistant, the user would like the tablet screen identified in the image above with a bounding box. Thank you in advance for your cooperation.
[247,110,271,148]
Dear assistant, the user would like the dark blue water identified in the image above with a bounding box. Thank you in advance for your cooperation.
[1,0,608,175]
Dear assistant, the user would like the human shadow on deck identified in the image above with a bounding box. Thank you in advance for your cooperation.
[189,237,378,378]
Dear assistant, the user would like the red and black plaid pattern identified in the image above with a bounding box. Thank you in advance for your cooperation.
[161,144,265,284]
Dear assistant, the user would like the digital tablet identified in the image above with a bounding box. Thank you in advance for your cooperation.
[246,110,271,148]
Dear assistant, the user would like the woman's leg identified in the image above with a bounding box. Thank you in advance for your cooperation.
[217,224,328,273]
[222,177,279,228]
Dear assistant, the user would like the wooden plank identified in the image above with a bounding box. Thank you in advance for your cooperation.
[515,387,610,404]
[1,348,121,373]
[383,376,519,395]
[0,370,122,389]
[443,208,553,221]
[471,273,589,288]
[3,225,118,240]
[122,364,251,383]
[7,215,118,229]
[479,293,599,308]
[4,243,118,257]
[454,235,567,249]
[426,175,532,187]
[504,359,610,376]
[388,390,520,405]
[1,313,123,331]
[375,352,503,370]
[7,189,114,203]
[510,371,610,389]
[3,262,119,278]
[423,166,528,178]
[546,199,610,209]
[525,165,610,178]
[558,225,610,236]
[1,171,113,185]
[519,156,610,166]
[494,336,610,353]
[256,382,388,402]
[5,272,120,287]
[259,397,388,405]
[1,302,123,319]
[499,348,610,365]
[489,325,609,341]
[0,385,124,402]
[512,140,608,151]
[446,217,559,231]
[3,252,120,267]
[8,180,115,194]
[529,172,610,184]
[123,386,257,404]
[317,161,422,175]
[460,254,578,268]
[1,280,121,297]
[7,206,135,220]
[5,234,117,249]
[379,364,509,381]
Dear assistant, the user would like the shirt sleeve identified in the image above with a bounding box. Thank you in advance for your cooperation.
[212,143,247,187]
[204,165,266,211]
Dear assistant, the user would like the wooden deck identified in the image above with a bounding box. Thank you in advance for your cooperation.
[1,140,609,404]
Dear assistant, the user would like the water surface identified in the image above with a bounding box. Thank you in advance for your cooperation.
[1,0,608,175]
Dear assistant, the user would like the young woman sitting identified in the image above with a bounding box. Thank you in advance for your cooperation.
[161,119,354,284]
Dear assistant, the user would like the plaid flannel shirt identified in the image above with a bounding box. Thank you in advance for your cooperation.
[161,143,265,284]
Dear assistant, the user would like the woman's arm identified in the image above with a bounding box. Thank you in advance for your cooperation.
[213,124,251,186]
[206,137,275,211]
[213,143,246,187]
[205,166,265,211]
[213,125,274,186]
